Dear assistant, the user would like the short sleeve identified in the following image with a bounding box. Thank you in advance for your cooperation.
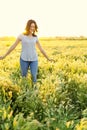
[17,34,23,40]
[36,36,39,43]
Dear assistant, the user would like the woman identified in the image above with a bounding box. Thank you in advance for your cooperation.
[0,19,52,83]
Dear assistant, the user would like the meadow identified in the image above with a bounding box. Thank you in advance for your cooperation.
[0,37,87,130]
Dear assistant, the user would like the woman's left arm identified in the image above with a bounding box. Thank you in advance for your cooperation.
[36,41,53,61]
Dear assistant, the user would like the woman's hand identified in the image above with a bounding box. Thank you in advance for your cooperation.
[47,58,55,62]
[0,55,5,60]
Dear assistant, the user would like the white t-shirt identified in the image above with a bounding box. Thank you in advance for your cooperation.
[18,34,38,61]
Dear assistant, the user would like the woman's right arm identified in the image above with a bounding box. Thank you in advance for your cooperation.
[0,37,21,60]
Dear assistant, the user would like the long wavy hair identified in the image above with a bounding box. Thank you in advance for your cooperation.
[23,19,38,36]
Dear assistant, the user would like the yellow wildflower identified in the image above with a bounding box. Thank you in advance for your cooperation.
[8,110,13,119]
[56,128,60,130]
[8,91,12,99]
[13,118,17,127]
[2,109,7,120]
[66,120,74,128]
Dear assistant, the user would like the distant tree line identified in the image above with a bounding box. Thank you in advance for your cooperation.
[40,36,87,40]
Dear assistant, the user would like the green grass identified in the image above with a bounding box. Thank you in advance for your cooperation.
[0,37,87,130]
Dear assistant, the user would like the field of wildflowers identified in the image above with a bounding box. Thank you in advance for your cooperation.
[0,37,87,130]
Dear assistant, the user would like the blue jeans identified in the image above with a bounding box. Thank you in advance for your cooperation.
[20,57,38,83]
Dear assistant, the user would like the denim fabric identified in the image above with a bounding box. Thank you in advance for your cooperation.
[20,57,38,82]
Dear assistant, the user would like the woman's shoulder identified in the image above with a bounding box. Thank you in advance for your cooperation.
[17,33,24,40]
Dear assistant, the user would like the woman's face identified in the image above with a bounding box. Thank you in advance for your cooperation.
[29,23,35,34]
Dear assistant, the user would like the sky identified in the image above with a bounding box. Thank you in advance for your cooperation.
[0,0,87,37]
